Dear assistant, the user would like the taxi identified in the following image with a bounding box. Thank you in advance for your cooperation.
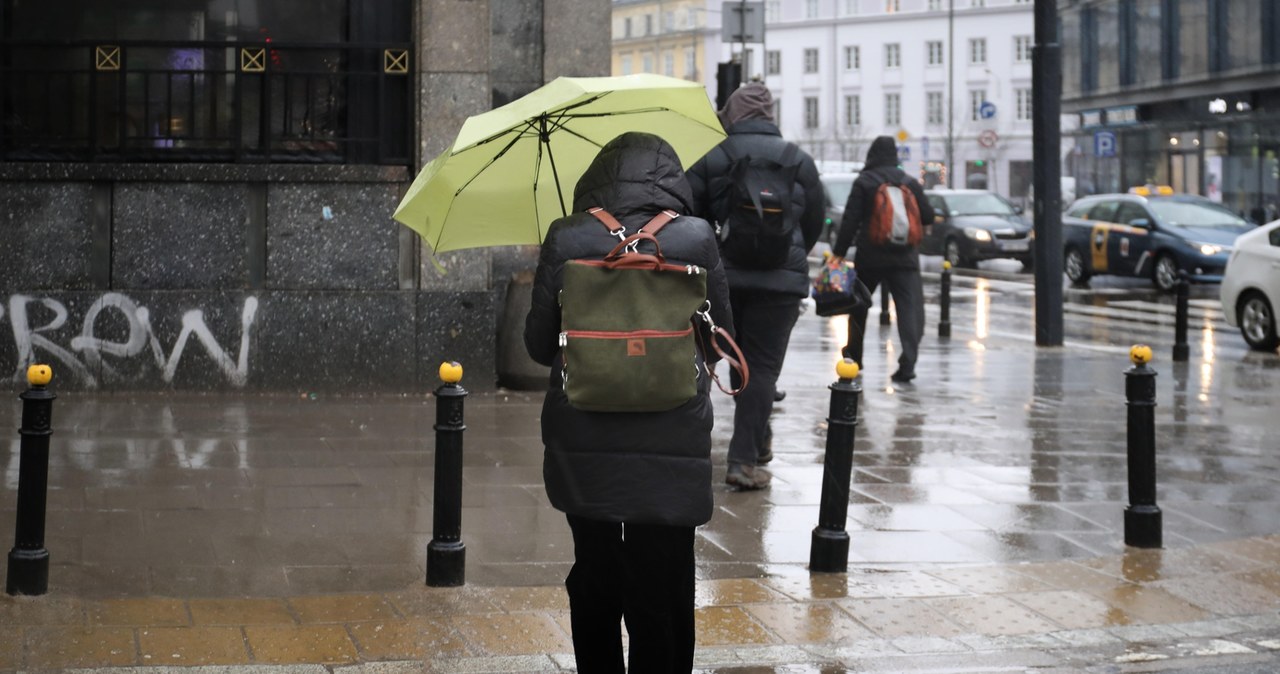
[1061,187,1254,291]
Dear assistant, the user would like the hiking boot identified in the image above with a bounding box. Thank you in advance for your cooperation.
[890,369,917,383]
[726,463,772,490]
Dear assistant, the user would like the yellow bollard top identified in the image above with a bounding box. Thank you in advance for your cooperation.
[836,358,860,380]
[27,364,52,387]
[942,260,952,271]
[1129,344,1153,366]
[438,361,464,384]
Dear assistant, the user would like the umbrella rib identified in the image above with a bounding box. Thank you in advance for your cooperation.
[540,116,568,219]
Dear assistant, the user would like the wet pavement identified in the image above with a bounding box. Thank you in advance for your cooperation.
[3,269,1280,672]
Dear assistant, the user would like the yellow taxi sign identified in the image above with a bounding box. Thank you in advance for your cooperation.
[1128,184,1175,196]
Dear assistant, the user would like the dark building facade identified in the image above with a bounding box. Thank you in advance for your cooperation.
[1060,0,1280,223]
[1,0,610,391]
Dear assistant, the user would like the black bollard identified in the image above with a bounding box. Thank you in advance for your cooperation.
[7,364,55,596]
[810,359,862,573]
[427,361,467,587]
[879,285,891,326]
[1124,346,1162,549]
[938,261,953,339]
[1172,271,1189,362]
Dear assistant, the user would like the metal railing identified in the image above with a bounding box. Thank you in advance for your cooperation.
[0,39,412,164]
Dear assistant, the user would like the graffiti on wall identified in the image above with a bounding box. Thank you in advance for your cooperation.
[4,293,259,387]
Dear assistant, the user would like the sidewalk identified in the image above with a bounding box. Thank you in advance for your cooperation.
[3,274,1280,671]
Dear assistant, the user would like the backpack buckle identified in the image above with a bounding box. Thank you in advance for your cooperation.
[696,300,716,331]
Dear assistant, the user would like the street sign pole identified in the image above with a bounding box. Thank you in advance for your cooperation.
[1032,0,1063,346]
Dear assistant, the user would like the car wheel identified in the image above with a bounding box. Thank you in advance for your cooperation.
[1152,254,1180,292]
[1238,291,1280,351]
[1064,247,1090,284]
[944,238,970,268]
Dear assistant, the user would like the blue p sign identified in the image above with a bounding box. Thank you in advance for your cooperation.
[1095,131,1117,158]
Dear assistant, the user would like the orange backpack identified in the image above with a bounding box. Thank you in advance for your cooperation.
[868,182,923,248]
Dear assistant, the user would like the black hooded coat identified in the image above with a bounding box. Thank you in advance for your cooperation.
[523,132,733,527]
[833,136,935,270]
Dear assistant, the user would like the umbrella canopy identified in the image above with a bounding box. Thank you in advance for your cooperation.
[392,74,725,253]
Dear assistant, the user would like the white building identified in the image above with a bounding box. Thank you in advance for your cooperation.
[738,0,1035,196]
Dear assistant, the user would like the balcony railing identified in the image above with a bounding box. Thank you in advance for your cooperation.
[0,39,412,165]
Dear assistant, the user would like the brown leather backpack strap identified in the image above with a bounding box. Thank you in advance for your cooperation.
[586,207,626,237]
[693,305,749,397]
[638,209,679,236]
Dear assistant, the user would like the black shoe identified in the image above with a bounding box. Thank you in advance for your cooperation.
[890,369,916,383]
[726,463,772,490]
[756,449,773,465]
[773,389,787,402]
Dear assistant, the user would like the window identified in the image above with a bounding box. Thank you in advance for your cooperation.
[971,0,985,7]
[685,48,696,78]
[1014,0,1031,3]
[663,11,674,32]
[970,89,987,121]
[663,51,674,76]
[969,38,987,65]
[928,0,942,9]
[642,54,654,73]
[885,92,901,126]
[844,0,860,15]
[804,97,820,129]
[845,94,861,127]
[766,1,781,23]
[621,55,633,75]
[885,43,901,68]
[624,17,633,38]
[644,14,653,35]
[804,48,819,73]
[766,50,781,75]
[1016,88,1032,121]
[806,0,819,19]
[1014,36,1032,63]
[844,45,861,70]
[927,92,944,125]
[1115,203,1149,226]
[886,0,900,11]
[927,41,944,66]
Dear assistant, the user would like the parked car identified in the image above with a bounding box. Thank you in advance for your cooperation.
[921,189,1033,269]
[1062,193,1254,291]
[1220,219,1280,351]
[819,171,859,254]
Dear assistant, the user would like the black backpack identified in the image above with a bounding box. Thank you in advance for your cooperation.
[717,143,802,269]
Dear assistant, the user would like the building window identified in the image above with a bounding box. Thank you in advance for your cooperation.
[1,0,412,164]
[844,0,860,15]
[621,55,633,75]
[886,0,900,12]
[969,38,987,65]
[1016,88,1032,121]
[766,1,781,23]
[804,48,819,73]
[663,50,674,76]
[643,54,654,73]
[766,50,781,75]
[970,89,987,121]
[845,45,861,70]
[971,0,984,7]
[927,41,944,66]
[927,91,944,125]
[885,43,901,68]
[644,14,653,35]
[845,94,861,127]
[685,48,696,79]
[928,0,942,10]
[885,92,901,126]
[663,11,675,32]
[624,17,633,38]
[1014,36,1032,63]
[806,0,819,19]
[1013,0,1030,4]
[804,97,820,129]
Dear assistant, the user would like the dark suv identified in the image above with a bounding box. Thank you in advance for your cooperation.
[922,189,1033,269]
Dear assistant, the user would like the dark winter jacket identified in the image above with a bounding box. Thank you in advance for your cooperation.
[686,119,825,296]
[523,132,733,527]
[833,136,936,270]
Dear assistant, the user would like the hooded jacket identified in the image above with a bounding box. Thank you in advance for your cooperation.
[833,136,936,270]
[523,132,733,527]
[686,88,824,296]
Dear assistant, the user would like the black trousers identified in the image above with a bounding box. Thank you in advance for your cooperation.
[845,266,924,375]
[564,515,696,674]
[727,288,800,466]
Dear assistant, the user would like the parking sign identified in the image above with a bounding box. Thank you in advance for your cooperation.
[1095,131,1117,158]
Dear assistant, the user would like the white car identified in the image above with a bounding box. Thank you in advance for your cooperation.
[1220,219,1280,351]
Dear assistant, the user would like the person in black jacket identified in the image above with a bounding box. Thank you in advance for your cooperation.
[686,82,824,490]
[524,131,732,674]
[832,135,935,383]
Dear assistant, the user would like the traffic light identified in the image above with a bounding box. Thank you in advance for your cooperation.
[716,61,742,110]
[974,159,985,167]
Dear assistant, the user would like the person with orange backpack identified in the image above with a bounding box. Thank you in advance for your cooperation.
[831,136,935,383]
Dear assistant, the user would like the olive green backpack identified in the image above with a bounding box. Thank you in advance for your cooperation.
[558,208,747,413]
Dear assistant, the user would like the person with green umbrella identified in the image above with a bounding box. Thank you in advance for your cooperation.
[524,131,733,673]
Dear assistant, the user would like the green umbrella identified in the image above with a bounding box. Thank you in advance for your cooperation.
[392,73,726,253]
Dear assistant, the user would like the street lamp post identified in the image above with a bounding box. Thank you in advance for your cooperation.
[946,0,955,188]
[1032,0,1064,345]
